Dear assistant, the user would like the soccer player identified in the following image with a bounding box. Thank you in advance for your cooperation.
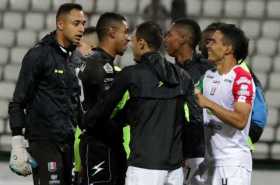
[195,23,254,185]
[71,26,98,184]
[164,18,213,185]
[78,12,129,185]
[8,3,86,185]
[200,22,268,145]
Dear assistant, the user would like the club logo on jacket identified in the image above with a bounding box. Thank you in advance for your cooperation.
[103,63,113,73]
[91,161,105,177]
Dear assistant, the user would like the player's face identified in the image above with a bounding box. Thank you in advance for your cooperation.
[131,31,142,62]
[60,9,86,46]
[164,25,184,57]
[206,31,227,64]
[114,21,130,56]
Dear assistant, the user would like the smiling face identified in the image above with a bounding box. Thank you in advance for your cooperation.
[58,9,86,46]
[206,30,228,64]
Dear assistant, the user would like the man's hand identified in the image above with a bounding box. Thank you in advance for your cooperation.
[195,91,212,108]
[9,136,37,176]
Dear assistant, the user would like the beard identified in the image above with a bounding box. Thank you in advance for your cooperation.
[116,46,127,56]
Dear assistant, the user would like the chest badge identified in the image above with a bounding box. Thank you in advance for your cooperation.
[103,63,113,73]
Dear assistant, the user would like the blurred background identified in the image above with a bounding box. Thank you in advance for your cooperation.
[0,0,279,184]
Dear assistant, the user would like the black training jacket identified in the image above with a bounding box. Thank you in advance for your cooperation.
[176,53,214,158]
[78,47,124,146]
[84,52,199,170]
[9,32,80,144]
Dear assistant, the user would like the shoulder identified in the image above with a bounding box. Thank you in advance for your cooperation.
[121,65,137,76]
[26,43,46,58]
[204,68,216,77]
[233,66,252,80]
[21,43,49,66]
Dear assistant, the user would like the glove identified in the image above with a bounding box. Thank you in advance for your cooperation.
[9,136,37,176]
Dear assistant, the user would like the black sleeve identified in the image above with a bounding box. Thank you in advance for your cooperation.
[84,68,132,129]
[184,79,205,158]
[8,47,44,135]
[184,80,203,125]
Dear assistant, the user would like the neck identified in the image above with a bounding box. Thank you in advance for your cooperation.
[99,40,116,58]
[216,56,237,75]
[56,31,70,48]
[136,48,155,62]
[175,46,193,65]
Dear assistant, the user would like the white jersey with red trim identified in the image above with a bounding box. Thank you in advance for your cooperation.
[201,66,255,170]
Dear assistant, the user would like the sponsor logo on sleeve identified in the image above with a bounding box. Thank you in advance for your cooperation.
[237,77,251,85]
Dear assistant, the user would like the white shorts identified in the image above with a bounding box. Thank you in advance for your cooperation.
[184,157,204,185]
[125,166,184,185]
[202,165,251,185]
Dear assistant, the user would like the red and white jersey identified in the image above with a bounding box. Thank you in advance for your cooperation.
[201,66,255,170]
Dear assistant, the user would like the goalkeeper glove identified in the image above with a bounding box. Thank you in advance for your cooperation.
[9,136,37,176]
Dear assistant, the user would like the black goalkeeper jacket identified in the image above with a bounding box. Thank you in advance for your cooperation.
[84,52,200,170]
[8,32,80,144]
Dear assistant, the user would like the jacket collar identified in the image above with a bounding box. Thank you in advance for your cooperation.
[40,31,76,56]
[94,47,115,61]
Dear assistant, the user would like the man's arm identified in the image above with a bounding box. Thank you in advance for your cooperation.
[196,94,251,130]
[8,47,43,176]
[84,68,131,129]
[8,47,44,135]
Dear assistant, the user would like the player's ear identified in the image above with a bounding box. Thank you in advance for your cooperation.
[57,19,64,31]
[225,44,233,55]
[108,27,117,39]
[138,38,146,50]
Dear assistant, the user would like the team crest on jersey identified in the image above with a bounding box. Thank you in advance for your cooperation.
[103,63,114,73]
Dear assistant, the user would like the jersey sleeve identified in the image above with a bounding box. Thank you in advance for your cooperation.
[232,67,254,105]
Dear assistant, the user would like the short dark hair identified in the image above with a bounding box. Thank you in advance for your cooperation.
[216,23,249,61]
[203,22,226,33]
[84,26,97,36]
[173,18,201,49]
[136,21,163,50]
[56,3,83,21]
[199,22,226,57]
[96,12,126,41]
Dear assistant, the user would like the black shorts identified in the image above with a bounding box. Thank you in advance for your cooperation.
[28,141,73,185]
[80,136,127,185]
